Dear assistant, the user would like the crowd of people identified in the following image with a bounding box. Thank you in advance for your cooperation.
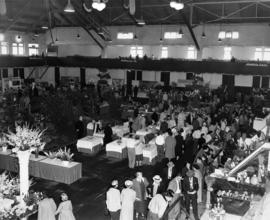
[103,85,269,220]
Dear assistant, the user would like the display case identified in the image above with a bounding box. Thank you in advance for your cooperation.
[208,142,270,216]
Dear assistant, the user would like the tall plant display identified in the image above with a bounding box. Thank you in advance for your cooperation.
[5,124,45,200]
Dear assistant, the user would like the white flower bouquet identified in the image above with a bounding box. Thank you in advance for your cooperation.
[5,124,46,152]
[0,172,42,220]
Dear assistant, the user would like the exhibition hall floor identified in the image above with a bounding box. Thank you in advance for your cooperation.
[22,149,205,220]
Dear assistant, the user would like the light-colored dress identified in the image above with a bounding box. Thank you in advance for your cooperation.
[56,200,76,220]
[120,188,136,220]
[38,198,56,220]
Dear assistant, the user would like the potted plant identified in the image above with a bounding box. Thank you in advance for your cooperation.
[5,124,45,200]
[44,151,58,160]
[57,147,74,166]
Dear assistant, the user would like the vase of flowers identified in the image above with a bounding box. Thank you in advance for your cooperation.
[5,124,45,201]
[57,147,74,166]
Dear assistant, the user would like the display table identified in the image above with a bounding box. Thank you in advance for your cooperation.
[112,125,129,137]
[38,158,82,184]
[142,144,157,165]
[0,150,82,185]
[106,140,127,159]
[77,136,103,155]
[200,210,241,220]
[136,129,152,137]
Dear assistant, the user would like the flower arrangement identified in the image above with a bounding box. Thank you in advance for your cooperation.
[44,151,58,159]
[0,172,42,220]
[5,124,46,152]
[57,147,74,162]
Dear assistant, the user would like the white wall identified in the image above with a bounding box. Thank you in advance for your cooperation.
[43,24,270,61]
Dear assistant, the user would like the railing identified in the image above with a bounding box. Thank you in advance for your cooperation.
[161,195,190,220]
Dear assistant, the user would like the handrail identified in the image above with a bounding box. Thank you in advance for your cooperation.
[161,195,190,220]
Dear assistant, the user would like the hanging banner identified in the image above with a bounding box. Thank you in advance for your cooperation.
[129,0,135,15]
[0,0,7,15]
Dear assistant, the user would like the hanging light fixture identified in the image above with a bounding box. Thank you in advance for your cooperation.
[55,37,59,42]
[92,0,106,11]
[218,38,222,43]
[170,0,184,10]
[16,35,22,43]
[64,0,75,13]
[134,34,138,40]
[201,32,206,38]
[179,27,183,35]
[77,33,81,39]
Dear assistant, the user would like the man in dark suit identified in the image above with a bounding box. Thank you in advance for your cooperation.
[147,175,165,199]
[162,161,177,186]
[182,170,200,220]
[175,129,184,166]
[103,123,113,148]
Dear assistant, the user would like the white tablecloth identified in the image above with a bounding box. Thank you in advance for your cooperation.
[143,144,157,162]
[136,129,152,136]
[106,140,126,153]
[200,210,241,220]
[112,125,129,137]
[94,132,105,138]
[77,136,103,151]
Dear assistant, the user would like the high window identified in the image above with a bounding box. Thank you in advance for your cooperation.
[130,46,143,58]
[0,42,8,55]
[254,48,270,61]
[161,47,168,58]
[187,46,197,59]
[117,32,134,39]
[28,43,39,56]
[164,32,182,39]
[12,43,24,55]
[219,31,239,39]
[224,47,232,60]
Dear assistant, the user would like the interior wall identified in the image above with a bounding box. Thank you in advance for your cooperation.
[44,24,270,60]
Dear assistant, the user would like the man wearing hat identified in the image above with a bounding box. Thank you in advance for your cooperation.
[106,180,121,220]
[120,180,136,220]
[167,173,183,220]
[147,175,165,199]
[182,170,200,220]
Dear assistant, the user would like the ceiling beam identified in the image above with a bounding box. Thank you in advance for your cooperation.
[191,0,270,5]
[180,11,200,51]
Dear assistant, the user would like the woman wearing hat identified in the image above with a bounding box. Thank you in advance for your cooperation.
[106,180,121,220]
[120,180,136,220]
[55,192,76,220]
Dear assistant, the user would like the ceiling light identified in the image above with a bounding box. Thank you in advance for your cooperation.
[170,0,184,10]
[16,35,22,43]
[42,26,48,29]
[55,38,59,42]
[77,33,81,39]
[218,38,222,43]
[160,37,163,43]
[201,32,206,38]
[92,0,106,11]
[179,28,183,35]
[64,0,75,13]
[134,34,138,40]
[137,20,146,26]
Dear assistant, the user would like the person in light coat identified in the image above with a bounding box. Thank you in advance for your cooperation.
[165,129,176,161]
[106,180,121,220]
[120,180,136,220]
[38,192,56,220]
[147,190,174,220]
